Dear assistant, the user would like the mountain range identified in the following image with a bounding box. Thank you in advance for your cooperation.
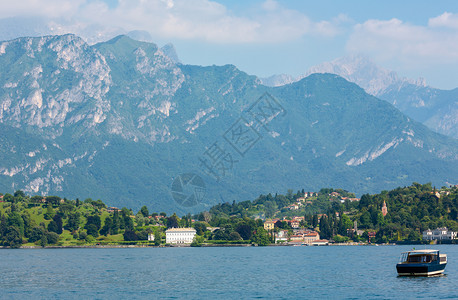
[0,34,457,213]
[261,55,458,139]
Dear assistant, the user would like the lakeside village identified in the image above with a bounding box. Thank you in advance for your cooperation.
[0,183,457,248]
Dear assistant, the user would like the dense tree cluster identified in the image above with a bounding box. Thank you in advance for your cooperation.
[1,183,456,247]
[356,183,458,243]
[200,183,458,244]
[0,193,163,248]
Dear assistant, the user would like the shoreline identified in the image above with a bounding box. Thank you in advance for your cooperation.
[0,242,412,249]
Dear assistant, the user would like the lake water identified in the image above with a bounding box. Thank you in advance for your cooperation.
[1,245,457,299]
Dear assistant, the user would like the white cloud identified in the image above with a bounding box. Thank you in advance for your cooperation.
[346,15,458,68]
[0,0,342,44]
[0,0,86,19]
[429,12,458,29]
[99,0,342,43]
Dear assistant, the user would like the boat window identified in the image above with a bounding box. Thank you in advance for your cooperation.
[399,253,408,263]
[407,255,422,263]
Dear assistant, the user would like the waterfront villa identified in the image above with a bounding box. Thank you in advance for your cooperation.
[285,230,320,245]
[165,228,197,244]
[422,227,457,241]
[303,231,320,244]
[311,239,329,246]
[275,230,289,243]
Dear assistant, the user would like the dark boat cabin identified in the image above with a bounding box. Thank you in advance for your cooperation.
[406,253,437,263]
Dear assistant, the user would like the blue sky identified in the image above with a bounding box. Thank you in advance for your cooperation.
[2,0,458,89]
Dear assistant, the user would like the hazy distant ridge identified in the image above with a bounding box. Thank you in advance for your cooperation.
[260,55,457,138]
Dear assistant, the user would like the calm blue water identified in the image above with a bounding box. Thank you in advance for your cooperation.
[1,245,457,299]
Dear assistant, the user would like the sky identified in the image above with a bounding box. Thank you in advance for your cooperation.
[1,0,458,89]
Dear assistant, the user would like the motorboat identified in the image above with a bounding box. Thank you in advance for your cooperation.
[396,249,447,276]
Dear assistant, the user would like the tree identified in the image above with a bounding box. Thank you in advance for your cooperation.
[123,230,137,241]
[140,206,149,218]
[93,200,106,209]
[136,230,148,240]
[212,229,230,240]
[319,216,332,239]
[7,212,24,238]
[191,236,203,247]
[251,228,270,246]
[338,214,353,235]
[198,211,211,223]
[4,226,22,248]
[135,214,145,227]
[167,213,180,229]
[182,214,192,227]
[235,224,253,240]
[84,215,102,237]
[229,231,242,241]
[111,210,120,234]
[78,231,88,240]
[312,214,319,228]
[14,190,26,198]
[65,212,81,232]
[449,208,457,221]
[85,215,102,231]
[100,216,113,236]
[48,214,63,234]
[274,220,290,230]
[359,194,371,209]
[194,222,207,236]
[359,211,373,229]
[3,193,14,203]
[22,213,35,238]
[407,230,421,241]
[47,221,58,234]
[40,235,48,247]
[44,205,55,220]
[154,231,161,245]
[30,195,44,205]
[46,196,61,206]
[333,234,349,243]
[59,202,75,217]
[46,231,59,244]
[123,214,134,231]
[86,224,99,237]
[29,226,45,243]
[264,201,277,218]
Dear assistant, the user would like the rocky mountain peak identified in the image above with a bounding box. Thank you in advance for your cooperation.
[260,54,427,96]
[304,54,426,96]
[160,43,181,64]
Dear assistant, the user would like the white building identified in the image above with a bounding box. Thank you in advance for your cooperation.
[275,230,289,243]
[423,227,457,241]
[165,228,197,244]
